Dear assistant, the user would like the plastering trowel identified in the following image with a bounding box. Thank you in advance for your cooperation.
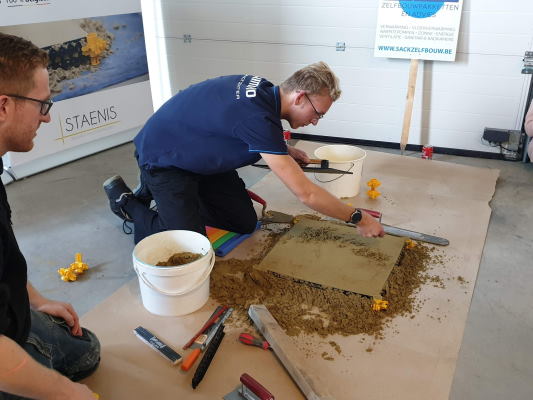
[252,162,353,175]
[223,373,274,400]
[247,190,294,224]
[346,209,450,246]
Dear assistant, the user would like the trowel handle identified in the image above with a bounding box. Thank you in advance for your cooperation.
[239,333,271,350]
[247,190,267,216]
[308,159,329,168]
[181,348,201,371]
[240,373,275,400]
[247,190,265,206]
[359,208,382,221]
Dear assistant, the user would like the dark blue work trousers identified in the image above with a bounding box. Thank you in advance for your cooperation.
[126,167,258,244]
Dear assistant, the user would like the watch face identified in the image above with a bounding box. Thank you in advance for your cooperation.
[351,210,362,224]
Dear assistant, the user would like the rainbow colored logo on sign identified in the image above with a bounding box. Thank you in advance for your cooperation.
[399,0,459,19]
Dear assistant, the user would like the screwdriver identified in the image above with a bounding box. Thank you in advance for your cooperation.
[238,332,271,350]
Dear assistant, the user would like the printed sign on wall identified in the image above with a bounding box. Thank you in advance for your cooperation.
[0,0,152,175]
[374,0,463,61]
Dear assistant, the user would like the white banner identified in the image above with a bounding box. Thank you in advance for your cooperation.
[7,81,151,166]
[0,0,152,177]
[0,0,139,26]
[374,0,463,61]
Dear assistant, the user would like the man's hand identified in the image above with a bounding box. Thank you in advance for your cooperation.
[355,211,385,238]
[27,282,81,336]
[36,300,82,336]
[57,381,97,400]
[287,146,310,165]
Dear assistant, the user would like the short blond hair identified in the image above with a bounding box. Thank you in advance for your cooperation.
[280,61,341,101]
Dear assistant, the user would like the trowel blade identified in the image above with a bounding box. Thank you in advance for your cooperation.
[223,387,242,400]
[252,164,352,174]
[261,210,294,224]
[383,224,449,246]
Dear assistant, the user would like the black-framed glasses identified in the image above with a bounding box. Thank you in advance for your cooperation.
[6,94,53,115]
[304,93,324,120]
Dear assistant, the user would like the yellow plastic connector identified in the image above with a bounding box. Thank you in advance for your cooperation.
[405,239,416,249]
[58,267,78,282]
[372,299,389,311]
[70,253,89,274]
[367,178,381,200]
[58,253,89,282]
[82,33,108,66]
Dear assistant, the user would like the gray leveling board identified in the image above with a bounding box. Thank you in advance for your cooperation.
[248,305,334,400]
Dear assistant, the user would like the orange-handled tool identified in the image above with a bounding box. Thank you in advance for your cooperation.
[181,348,202,371]
[239,333,271,350]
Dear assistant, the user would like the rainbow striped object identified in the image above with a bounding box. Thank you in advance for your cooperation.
[206,222,261,257]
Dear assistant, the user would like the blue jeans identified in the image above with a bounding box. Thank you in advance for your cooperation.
[0,310,100,400]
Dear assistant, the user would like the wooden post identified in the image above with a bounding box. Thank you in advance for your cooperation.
[400,58,419,154]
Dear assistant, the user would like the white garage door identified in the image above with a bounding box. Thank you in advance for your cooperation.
[142,0,533,153]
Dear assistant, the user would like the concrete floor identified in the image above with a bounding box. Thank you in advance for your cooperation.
[5,141,533,399]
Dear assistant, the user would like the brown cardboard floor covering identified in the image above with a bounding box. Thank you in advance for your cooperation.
[81,147,499,400]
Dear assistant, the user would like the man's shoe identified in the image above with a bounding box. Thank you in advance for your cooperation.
[103,175,133,221]
[132,174,153,208]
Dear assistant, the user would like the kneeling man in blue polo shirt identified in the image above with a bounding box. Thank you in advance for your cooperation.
[103,62,384,244]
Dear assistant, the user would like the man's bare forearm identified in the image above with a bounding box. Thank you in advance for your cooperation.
[0,335,72,399]
[26,281,46,309]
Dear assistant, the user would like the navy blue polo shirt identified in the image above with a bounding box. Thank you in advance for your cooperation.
[134,75,288,175]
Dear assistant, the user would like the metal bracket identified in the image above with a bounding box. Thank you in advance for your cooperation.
[183,34,192,43]
[522,50,533,74]
[3,166,17,181]
[336,42,346,52]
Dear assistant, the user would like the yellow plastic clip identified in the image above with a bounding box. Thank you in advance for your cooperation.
[82,33,108,66]
[58,267,77,282]
[405,239,416,249]
[367,178,381,200]
[372,299,389,311]
[70,253,89,274]
[58,253,89,282]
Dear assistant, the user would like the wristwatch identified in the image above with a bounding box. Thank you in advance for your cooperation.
[346,209,362,225]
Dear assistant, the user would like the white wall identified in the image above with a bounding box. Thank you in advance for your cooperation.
[142,0,533,152]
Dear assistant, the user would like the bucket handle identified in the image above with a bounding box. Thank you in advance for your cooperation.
[314,162,355,183]
[134,251,215,297]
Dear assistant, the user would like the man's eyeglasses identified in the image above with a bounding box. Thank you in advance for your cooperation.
[304,93,324,120]
[7,94,53,116]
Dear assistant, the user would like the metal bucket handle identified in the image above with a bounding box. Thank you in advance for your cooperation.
[134,251,215,297]
[314,162,355,183]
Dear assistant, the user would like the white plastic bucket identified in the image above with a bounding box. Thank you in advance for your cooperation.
[132,230,215,316]
[312,145,367,198]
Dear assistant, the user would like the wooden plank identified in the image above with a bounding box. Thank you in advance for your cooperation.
[248,305,334,400]
[400,58,419,154]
